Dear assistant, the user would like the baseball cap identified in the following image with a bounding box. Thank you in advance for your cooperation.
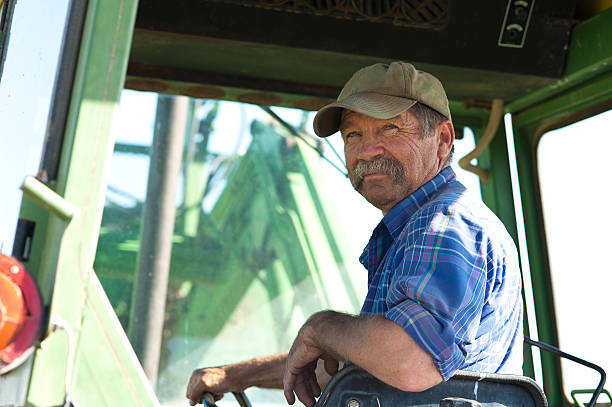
[313,61,451,138]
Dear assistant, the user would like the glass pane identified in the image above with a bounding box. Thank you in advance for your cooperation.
[94,90,482,406]
[96,91,373,406]
[537,109,612,400]
[0,0,70,253]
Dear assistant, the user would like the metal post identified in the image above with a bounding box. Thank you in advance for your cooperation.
[128,94,188,387]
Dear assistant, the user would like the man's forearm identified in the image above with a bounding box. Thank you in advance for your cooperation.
[303,311,442,392]
[226,352,288,390]
[187,353,290,405]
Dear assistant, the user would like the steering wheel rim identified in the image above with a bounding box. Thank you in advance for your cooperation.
[202,391,252,407]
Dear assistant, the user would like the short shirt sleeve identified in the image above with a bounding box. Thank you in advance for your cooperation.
[384,203,488,380]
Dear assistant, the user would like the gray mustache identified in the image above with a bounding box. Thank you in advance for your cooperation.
[351,157,404,190]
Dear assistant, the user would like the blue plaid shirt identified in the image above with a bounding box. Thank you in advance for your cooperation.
[360,167,523,380]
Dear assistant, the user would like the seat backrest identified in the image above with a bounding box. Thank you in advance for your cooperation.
[315,365,547,407]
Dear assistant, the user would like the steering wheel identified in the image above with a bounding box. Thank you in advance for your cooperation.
[202,391,252,407]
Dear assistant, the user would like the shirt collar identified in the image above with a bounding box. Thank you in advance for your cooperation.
[381,166,456,240]
[359,166,456,271]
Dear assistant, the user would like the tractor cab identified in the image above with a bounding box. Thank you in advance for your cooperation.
[0,1,611,406]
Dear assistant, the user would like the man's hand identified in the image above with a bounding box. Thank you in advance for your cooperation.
[186,366,232,406]
[283,310,442,404]
[186,353,290,405]
[283,323,339,407]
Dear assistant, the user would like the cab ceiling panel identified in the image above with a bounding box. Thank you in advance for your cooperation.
[127,0,576,109]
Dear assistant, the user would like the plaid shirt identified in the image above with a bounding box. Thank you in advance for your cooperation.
[360,167,523,380]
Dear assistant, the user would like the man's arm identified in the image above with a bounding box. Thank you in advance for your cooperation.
[284,311,442,407]
[186,352,337,406]
[187,353,287,405]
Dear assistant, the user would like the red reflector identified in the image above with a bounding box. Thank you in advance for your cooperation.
[0,254,43,374]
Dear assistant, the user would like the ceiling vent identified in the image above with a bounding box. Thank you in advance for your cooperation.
[207,0,449,28]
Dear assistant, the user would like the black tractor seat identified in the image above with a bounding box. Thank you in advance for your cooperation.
[315,364,547,407]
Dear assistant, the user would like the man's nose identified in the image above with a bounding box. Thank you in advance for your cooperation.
[357,133,385,161]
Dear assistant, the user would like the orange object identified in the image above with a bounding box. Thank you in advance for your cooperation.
[0,254,43,373]
[0,272,27,348]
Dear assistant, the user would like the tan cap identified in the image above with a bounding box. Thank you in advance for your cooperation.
[313,61,451,138]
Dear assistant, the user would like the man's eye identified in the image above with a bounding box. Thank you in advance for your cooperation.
[383,124,398,131]
[345,131,360,139]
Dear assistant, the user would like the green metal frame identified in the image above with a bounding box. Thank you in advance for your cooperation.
[450,100,542,378]
[21,176,78,224]
[571,389,612,407]
[21,0,159,406]
[444,12,612,405]
[465,120,540,379]
[506,9,612,407]
[506,8,612,116]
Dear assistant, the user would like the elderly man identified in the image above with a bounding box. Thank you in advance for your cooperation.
[186,62,523,407]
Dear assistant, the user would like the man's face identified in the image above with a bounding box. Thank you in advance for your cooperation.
[340,110,443,214]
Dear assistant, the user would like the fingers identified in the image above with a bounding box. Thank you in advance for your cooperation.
[186,368,227,406]
[283,372,296,405]
[323,355,339,377]
[284,329,325,406]
[309,371,321,397]
[284,359,321,407]
[187,369,204,405]
[294,376,316,407]
[285,372,317,407]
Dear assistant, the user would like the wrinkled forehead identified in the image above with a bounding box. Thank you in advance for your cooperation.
[338,109,364,132]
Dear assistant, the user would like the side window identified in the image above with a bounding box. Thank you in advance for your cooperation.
[95,90,482,405]
[537,109,612,401]
[0,0,70,252]
[96,90,377,405]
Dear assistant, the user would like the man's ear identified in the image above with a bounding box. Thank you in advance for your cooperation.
[436,120,455,162]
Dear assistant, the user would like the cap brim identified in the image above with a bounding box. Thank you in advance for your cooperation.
[313,92,418,138]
